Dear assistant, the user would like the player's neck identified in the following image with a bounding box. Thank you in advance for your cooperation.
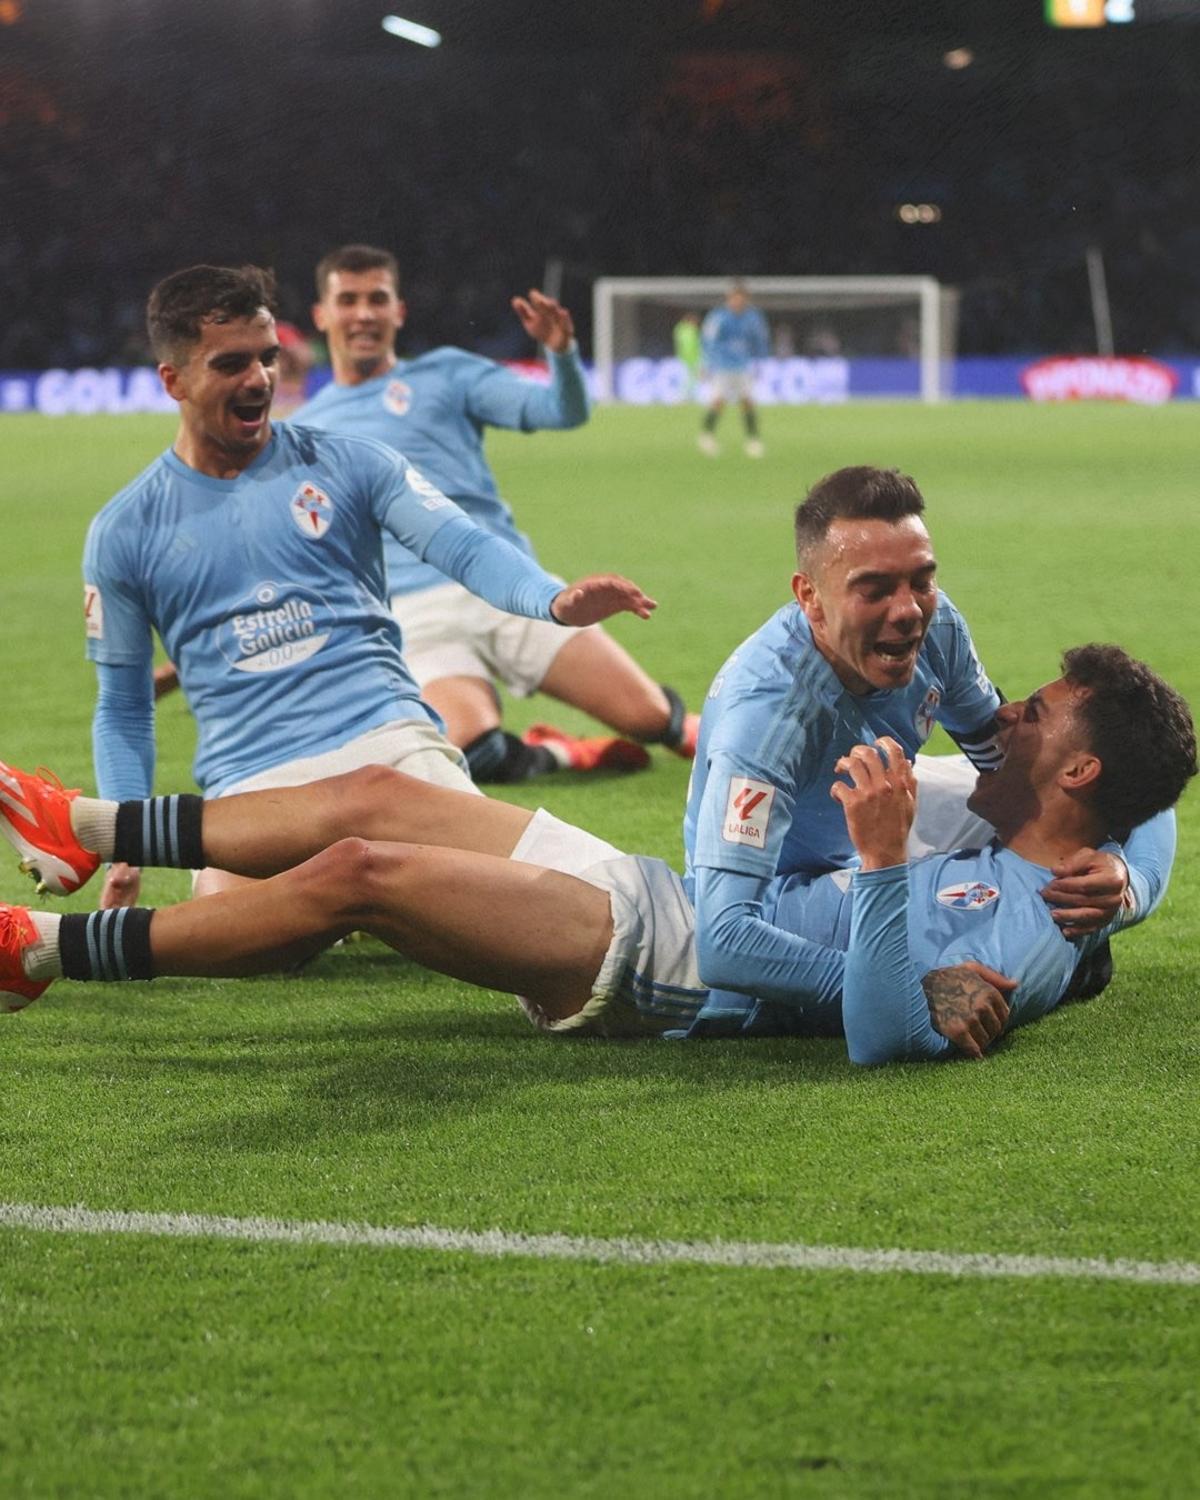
[996,806,1106,869]
[334,352,397,387]
[173,423,272,479]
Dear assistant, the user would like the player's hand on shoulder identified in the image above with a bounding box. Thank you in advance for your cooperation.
[511,289,575,354]
[100,862,141,910]
[1041,848,1128,938]
[829,736,916,870]
[551,575,657,626]
[922,962,1014,1060]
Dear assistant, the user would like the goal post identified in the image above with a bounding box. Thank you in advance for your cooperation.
[591,276,958,403]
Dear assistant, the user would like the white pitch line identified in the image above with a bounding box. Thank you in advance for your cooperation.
[0,1202,1196,1287]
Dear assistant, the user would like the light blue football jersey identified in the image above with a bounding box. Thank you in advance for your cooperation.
[683,810,1173,1056]
[700,305,770,372]
[293,346,589,597]
[684,595,1001,888]
[83,424,562,795]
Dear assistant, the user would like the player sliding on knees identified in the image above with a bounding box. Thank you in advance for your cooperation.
[0,645,1192,1062]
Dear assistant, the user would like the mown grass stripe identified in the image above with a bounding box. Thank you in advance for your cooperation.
[1,1202,1196,1286]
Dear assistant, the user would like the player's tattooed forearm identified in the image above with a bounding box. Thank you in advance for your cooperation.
[922,966,989,1031]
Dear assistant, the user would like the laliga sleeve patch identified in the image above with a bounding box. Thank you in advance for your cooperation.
[936,881,999,911]
[722,776,776,849]
[83,584,104,640]
[406,466,453,510]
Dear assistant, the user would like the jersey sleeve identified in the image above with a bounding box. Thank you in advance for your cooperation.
[691,745,799,881]
[92,661,156,802]
[1100,811,1176,935]
[368,444,561,616]
[461,348,589,432]
[749,310,770,359]
[930,596,1004,769]
[82,514,155,669]
[693,866,845,1021]
[842,865,954,1065]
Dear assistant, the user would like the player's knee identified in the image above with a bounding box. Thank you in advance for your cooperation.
[337,762,413,805]
[296,836,380,920]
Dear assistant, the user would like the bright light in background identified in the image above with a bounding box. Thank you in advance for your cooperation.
[896,203,943,225]
[943,47,974,69]
[381,15,442,47]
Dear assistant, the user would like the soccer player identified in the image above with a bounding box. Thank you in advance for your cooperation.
[697,281,770,459]
[682,465,1132,1032]
[291,243,700,782]
[672,312,703,400]
[0,646,1191,1065]
[83,263,656,908]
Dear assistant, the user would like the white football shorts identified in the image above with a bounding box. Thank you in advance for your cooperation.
[510,810,706,1038]
[709,370,755,403]
[392,581,595,697]
[212,716,476,799]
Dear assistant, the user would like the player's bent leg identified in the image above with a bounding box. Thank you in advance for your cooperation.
[538,630,697,753]
[420,674,503,749]
[203,763,535,876]
[153,847,363,976]
[342,839,613,1019]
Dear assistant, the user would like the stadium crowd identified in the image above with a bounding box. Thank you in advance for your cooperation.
[2,3,1199,368]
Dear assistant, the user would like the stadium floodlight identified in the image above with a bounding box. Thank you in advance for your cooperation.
[381,15,442,47]
[592,276,959,403]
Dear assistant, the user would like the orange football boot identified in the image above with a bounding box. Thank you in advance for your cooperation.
[0,905,51,1011]
[0,760,101,895]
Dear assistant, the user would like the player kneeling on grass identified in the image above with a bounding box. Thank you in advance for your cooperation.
[0,646,1193,1062]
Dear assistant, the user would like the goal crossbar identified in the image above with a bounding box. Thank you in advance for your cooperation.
[592,275,950,402]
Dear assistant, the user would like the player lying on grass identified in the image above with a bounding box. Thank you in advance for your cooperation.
[683,463,1134,1023]
[0,647,1192,1062]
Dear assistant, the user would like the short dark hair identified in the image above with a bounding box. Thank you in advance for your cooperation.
[1063,643,1197,836]
[793,466,926,567]
[146,264,278,363]
[314,244,400,299]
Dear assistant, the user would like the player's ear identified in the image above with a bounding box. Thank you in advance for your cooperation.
[792,570,822,621]
[1059,751,1102,796]
[395,298,407,329]
[311,301,328,333]
[158,361,186,405]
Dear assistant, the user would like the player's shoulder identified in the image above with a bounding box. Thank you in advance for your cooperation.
[709,607,832,734]
[921,589,974,657]
[276,419,398,471]
[87,452,174,543]
[411,346,497,379]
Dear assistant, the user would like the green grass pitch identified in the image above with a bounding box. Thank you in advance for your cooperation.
[1,403,1197,1497]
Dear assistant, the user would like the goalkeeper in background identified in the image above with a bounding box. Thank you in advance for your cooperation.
[672,312,703,400]
[697,281,769,459]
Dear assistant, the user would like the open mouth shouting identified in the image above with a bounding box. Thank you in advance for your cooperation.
[230,398,269,440]
[872,637,921,672]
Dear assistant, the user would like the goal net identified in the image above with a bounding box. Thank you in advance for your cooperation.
[591,276,959,404]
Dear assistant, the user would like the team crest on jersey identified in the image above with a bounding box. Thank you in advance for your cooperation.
[384,379,412,416]
[83,583,104,640]
[915,685,941,742]
[722,776,776,849]
[936,881,999,911]
[290,482,333,539]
